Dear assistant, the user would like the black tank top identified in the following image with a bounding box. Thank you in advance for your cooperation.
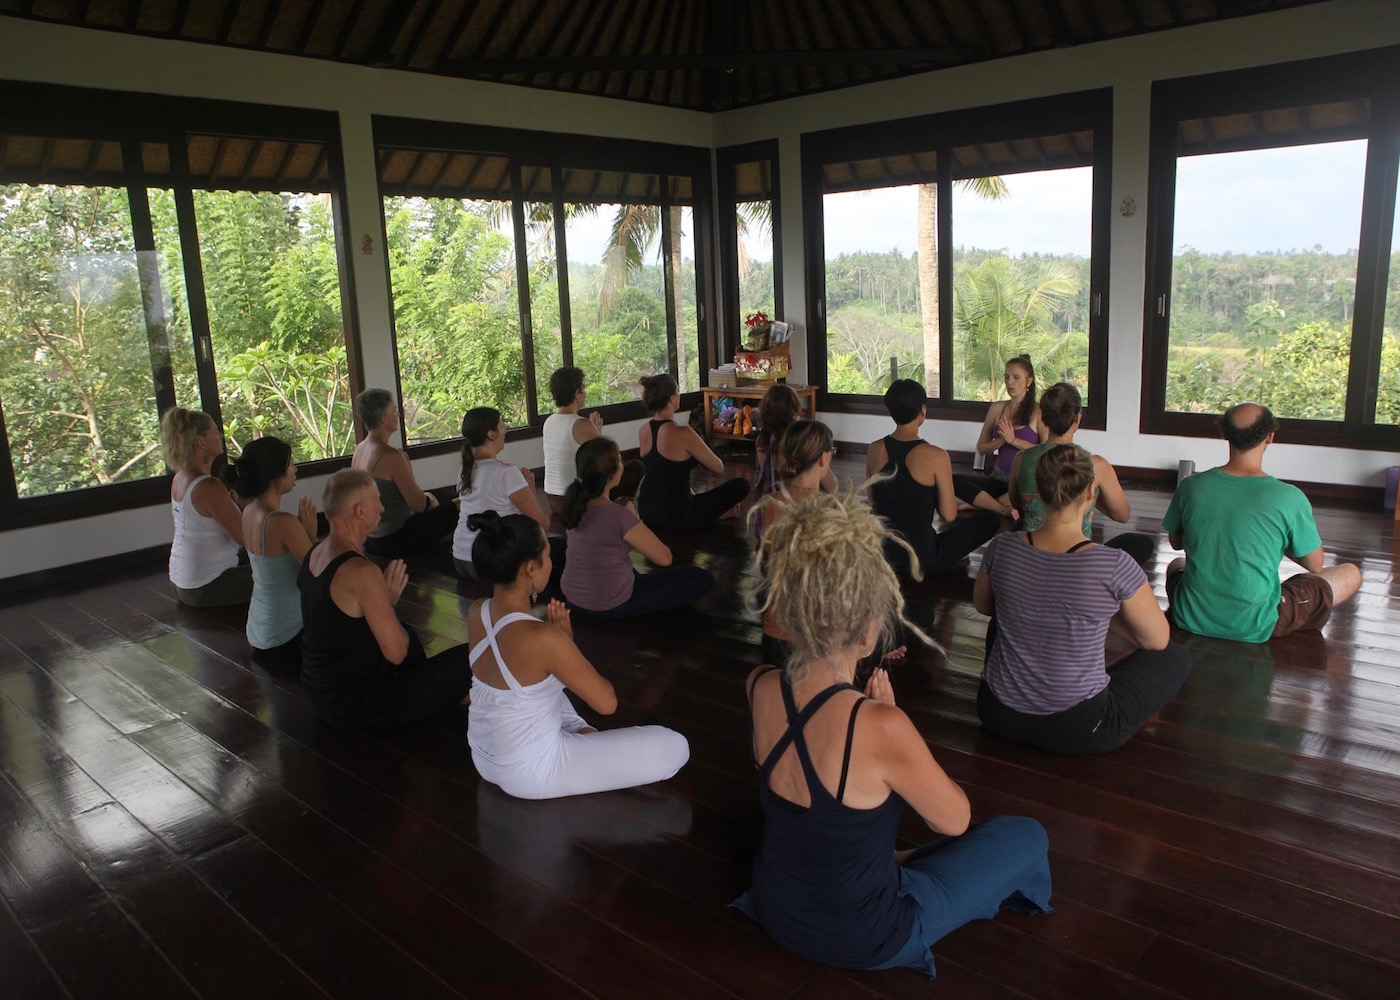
[868,435,941,569]
[638,419,698,511]
[298,546,393,713]
[748,669,914,968]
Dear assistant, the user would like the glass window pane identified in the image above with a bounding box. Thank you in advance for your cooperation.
[384,190,527,443]
[733,157,778,347]
[192,184,353,460]
[147,188,201,412]
[563,170,669,406]
[523,169,563,418]
[1166,140,1367,420]
[673,203,699,394]
[822,176,932,396]
[951,165,1093,403]
[1377,172,1400,425]
[0,182,166,497]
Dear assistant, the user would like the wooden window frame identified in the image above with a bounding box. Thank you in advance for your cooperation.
[800,89,1113,429]
[1140,48,1400,450]
[372,116,717,460]
[0,82,362,532]
[716,140,784,364]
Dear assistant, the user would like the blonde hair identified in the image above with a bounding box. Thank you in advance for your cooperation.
[159,407,214,469]
[1034,443,1096,511]
[323,468,376,519]
[754,484,936,679]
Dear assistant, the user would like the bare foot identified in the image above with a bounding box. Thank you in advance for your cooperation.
[881,645,908,664]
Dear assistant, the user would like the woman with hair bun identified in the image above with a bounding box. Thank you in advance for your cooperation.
[734,487,1052,976]
[975,444,1191,755]
[452,405,562,582]
[160,407,252,607]
[954,354,1046,515]
[636,373,751,532]
[465,510,690,799]
[561,436,715,617]
[232,436,318,656]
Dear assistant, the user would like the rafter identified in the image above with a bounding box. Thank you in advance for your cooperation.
[332,0,370,60]
[166,0,192,38]
[123,0,143,31]
[433,0,484,68]
[463,0,514,65]
[396,0,445,67]
[216,0,242,44]
[592,0,645,96]
[550,0,622,89]
[621,0,670,99]
[294,0,329,53]
[363,1,417,65]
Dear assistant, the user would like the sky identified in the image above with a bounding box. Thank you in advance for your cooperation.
[519,138,1389,266]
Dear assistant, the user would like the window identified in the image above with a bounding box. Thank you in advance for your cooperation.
[802,91,1111,424]
[1142,50,1400,448]
[374,119,713,442]
[0,84,359,528]
[379,151,527,443]
[1376,164,1400,425]
[717,143,783,367]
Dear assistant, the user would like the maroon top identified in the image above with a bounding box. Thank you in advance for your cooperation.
[562,502,641,611]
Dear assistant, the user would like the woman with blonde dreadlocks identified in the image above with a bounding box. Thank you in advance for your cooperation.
[733,489,1052,976]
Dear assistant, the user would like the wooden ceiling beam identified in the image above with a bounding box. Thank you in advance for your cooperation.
[550,0,622,89]
[239,138,265,183]
[166,0,192,37]
[457,154,490,195]
[786,0,834,90]
[594,0,645,95]
[701,0,737,109]
[217,0,242,44]
[332,0,370,60]
[544,0,609,88]
[463,0,513,65]
[529,0,586,84]
[274,141,298,183]
[294,0,328,53]
[1002,0,1034,51]
[363,1,418,65]
[622,0,670,99]
[640,0,686,104]
[433,0,483,68]
[123,0,143,31]
[1042,0,1079,45]
[426,151,457,192]
[255,0,281,48]
[454,45,970,74]
[397,0,446,67]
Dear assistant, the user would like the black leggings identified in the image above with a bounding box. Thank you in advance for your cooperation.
[579,565,715,619]
[977,617,1192,755]
[365,501,458,558]
[888,510,1001,577]
[641,477,751,532]
[953,471,1006,504]
[313,627,474,731]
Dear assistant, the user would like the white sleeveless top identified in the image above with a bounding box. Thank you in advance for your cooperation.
[453,458,529,563]
[542,412,584,496]
[467,600,585,778]
[169,474,240,590]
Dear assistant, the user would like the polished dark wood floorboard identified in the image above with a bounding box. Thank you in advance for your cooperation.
[3,456,1400,998]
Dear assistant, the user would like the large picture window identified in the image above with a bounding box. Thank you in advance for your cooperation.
[0,88,359,528]
[375,121,713,443]
[717,143,783,366]
[802,91,1111,425]
[1142,50,1400,448]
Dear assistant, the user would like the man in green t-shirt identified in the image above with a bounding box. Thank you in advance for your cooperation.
[1162,403,1361,643]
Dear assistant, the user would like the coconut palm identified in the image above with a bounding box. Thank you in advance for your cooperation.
[917,176,1009,393]
[951,255,1079,401]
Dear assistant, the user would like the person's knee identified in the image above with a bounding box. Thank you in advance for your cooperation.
[1166,556,1186,575]
[1332,562,1362,603]
[654,727,691,774]
[981,815,1050,857]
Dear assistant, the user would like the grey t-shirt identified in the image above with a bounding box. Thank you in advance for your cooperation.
[562,502,640,611]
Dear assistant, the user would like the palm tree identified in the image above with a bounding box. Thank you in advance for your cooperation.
[917,176,1009,393]
[951,255,1079,400]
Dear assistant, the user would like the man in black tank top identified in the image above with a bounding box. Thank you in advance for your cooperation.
[866,380,1001,577]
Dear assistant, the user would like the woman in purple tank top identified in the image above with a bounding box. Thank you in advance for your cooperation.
[954,354,1047,516]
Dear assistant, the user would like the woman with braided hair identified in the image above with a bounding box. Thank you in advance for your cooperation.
[976,444,1191,755]
[560,437,715,617]
[734,487,1052,976]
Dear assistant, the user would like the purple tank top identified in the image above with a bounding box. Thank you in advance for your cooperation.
[997,424,1040,474]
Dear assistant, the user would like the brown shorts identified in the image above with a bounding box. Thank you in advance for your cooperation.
[1166,565,1334,638]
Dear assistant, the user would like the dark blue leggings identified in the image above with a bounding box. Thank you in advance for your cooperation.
[580,565,715,619]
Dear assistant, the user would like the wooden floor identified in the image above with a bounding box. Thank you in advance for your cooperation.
[3,455,1400,999]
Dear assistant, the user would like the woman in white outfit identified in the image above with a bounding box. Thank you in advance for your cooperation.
[465,510,690,799]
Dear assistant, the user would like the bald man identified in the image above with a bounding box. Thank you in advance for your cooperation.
[1162,403,1361,643]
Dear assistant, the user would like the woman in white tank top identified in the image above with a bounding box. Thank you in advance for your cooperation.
[542,366,604,519]
[464,510,689,800]
[160,407,252,608]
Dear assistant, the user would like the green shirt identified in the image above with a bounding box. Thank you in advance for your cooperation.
[1015,442,1095,536]
[1162,468,1322,643]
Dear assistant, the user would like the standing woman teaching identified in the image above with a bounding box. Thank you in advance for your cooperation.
[735,489,1052,976]
[351,388,457,557]
[954,354,1046,515]
[161,407,252,608]
[636,374,751,532]
[231,436,319,657]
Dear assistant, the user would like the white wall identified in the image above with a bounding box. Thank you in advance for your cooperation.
[3,3,1398,578]
[714,0,1400,486]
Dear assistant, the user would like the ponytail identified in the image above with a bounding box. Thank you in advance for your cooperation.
[562,436,622,529]
[468,510,547,584]
[459,406,502,494]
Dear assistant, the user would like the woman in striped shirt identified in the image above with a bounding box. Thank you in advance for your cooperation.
[973,444,1191,755]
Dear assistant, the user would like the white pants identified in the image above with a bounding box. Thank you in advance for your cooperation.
[477,724,690,800]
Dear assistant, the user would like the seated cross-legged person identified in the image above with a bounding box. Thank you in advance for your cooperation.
[636,373,751,532]
[1009,382,1156,569]
[351,388,458,557]
[953,354,1045,516]
[562,437,716,618]
[161,407,253,608]
[975,444,1192,755]
[1163,403,1361,642]
[540,366,646,527]
[465,510,690,799]
[231,436,319,658]
[452,405,563,582]
[867,378,1000,577]
[298,469,473,730]
[734,488,1052,976]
